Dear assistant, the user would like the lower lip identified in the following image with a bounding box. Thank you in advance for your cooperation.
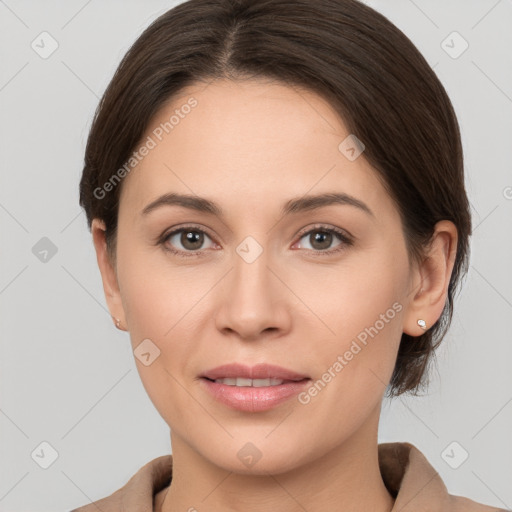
[200,378,311,412]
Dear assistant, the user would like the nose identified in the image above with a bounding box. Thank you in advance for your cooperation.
[214,245,292,341]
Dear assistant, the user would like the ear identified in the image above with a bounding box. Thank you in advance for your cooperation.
[403,220,458,336]
[91,218,128,331]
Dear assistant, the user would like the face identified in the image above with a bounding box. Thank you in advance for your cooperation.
[95,78,430,474]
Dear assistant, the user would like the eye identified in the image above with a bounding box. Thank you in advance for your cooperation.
[293,224,353,254]
[161,225,217,257]
[158,223,353,258]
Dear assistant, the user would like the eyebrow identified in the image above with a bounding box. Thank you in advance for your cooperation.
[141,192,374,218]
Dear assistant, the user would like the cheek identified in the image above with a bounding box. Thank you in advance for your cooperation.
[117,241,204,338]
[296,249,406,403]
[117,267,201,428]
[115,246,213,409]
[294,247,405,344]
[294,297,403,449]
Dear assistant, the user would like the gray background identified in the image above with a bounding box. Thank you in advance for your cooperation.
[0,0,511,510]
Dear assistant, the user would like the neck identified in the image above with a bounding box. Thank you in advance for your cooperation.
[158,410,394,512]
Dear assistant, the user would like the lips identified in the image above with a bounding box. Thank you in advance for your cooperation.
[199,363,311,412]
[200,363,310,382]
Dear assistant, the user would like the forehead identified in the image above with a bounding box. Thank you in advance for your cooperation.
[118,78,392,220]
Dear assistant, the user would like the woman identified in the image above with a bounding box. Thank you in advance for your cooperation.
[72,0,507,510]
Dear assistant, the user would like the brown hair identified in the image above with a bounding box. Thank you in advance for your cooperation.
[79,0,471,397]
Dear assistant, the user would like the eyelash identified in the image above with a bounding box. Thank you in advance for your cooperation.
[158,223,354,259]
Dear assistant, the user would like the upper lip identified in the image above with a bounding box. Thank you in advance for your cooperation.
[201,363,310,381]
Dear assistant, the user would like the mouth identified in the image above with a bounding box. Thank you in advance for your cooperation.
[199,363,311,412]
[200,362,310,382]
[204,377,301,387]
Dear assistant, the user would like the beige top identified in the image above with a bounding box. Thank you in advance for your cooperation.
[70,442,508,512]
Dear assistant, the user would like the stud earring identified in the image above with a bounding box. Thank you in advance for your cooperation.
[417,319,427,330]
[113,316,122,330]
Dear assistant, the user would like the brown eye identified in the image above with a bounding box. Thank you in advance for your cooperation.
[163,227,216,254]
[293,225,353,255]
[309,231,333,250]
[297,229,341,251]
[180,230,204,250]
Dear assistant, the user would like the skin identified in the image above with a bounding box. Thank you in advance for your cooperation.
[91,78,457,512]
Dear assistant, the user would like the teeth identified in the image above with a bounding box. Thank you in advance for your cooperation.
[236,377,252,387]
[214,377,285,387]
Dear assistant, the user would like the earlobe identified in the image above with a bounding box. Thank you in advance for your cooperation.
[112,316,125,330]
[403,220,458,336]
[91,218,128,331]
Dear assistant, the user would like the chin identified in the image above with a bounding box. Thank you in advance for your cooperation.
[198,436,314,476]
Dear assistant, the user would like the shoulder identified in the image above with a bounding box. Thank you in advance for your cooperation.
[70,454,173,512]
[378,442,508,512]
